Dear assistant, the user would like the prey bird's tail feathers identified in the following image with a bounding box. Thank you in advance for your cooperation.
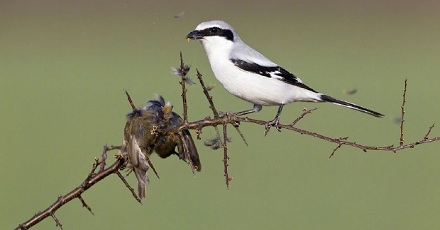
[320,94,384,118]
[177,130,202,172]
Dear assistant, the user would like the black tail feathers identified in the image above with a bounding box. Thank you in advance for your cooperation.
[320,94,384,118]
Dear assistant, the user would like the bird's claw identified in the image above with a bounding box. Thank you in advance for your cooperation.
[264,118,282,136]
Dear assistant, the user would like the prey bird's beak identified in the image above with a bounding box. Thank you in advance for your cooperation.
[186,30,201,41]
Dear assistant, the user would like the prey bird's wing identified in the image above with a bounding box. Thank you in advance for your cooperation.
[127,135,150,199]
[177,130,201,172]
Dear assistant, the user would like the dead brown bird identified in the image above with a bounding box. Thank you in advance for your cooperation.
[123,95,201,198]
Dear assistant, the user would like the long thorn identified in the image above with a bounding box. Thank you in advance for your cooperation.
[125,91,136,110]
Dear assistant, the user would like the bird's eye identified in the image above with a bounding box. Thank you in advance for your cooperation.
[210,28,218,33]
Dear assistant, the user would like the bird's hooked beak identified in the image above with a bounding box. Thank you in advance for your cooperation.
[186,30,203,41]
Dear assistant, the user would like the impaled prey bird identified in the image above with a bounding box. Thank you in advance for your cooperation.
[124,95,201,198]
[186,20,384,129]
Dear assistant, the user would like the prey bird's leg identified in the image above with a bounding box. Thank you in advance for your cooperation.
[266,104,284,132]
[236,104,262,116]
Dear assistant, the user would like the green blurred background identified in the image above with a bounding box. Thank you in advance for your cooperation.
[2,0,440,229]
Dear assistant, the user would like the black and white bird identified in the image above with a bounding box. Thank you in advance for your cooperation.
[186,20,384,129]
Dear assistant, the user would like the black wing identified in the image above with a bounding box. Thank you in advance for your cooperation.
[230,59,317,93]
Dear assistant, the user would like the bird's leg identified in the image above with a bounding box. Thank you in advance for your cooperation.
[265,104,284,132]
[236,104,262,116]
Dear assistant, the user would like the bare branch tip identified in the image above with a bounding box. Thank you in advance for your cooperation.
[50,213,63,230]
[78,196,94,215]
[115,170,142,203]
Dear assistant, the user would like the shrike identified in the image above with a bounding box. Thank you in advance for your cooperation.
[186,20,384,129]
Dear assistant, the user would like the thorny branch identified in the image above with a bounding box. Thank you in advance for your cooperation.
[16,54,440,229]
[183,106,440,154]
[16,146,131,230]
[194,68,226,156]
[179,51,189,124]
[400,79,408,146]
[223,122,232,188]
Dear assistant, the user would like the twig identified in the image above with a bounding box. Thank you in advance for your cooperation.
[78,196,94,215]
[99,145,121,172]
[196,69,220,118]
[196,69,223,147]
[399,79,408,146]
[146,156,160,179]
[328,137,348,159]
[196,69,248,146]
[424,123,435,140]
[15,149,129,230]
[125,90,136,110]
[183,114,440,152]
[180,52,189,123]
[290,108,317,126]
[50,212,63,230]
[231,121,248,146]
[329,144,343,159]
[222,122,231,188]
[115,170,142,203]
